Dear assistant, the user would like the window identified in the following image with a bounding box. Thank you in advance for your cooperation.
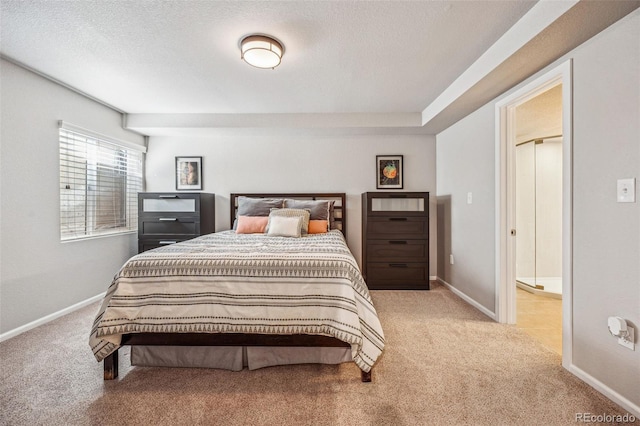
[59,122,144,241]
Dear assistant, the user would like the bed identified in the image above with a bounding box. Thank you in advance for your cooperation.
[90,193,384,382]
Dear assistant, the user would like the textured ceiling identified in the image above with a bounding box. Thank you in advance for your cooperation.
[0,1,535,113]
[0,1,638,135]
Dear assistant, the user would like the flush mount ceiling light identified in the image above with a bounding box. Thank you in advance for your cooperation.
[240,34,284,69]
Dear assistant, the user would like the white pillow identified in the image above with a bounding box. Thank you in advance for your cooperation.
[266,208,310,235]
[266,215,302,237]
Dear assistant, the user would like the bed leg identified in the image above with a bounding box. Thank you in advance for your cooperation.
[103,350,119,380]
[360,368,372,383]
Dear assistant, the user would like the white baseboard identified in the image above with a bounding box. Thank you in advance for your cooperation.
[0,292,105,343]
[429,275,437,281]
[436,277,497,321]
[568,364,640,418]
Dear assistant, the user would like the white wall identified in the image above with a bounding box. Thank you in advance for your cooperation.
[145,134,437,269]
[436,104,497,310]
[0,59,145,335]
[436,10,639,410]
[570,10,639,409]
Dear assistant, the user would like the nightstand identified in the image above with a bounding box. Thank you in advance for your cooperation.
[138,192,215,253]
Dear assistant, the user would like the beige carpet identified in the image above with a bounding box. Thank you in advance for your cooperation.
[0,282,635,426]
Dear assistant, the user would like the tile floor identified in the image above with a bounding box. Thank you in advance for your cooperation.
[516,287,562,355]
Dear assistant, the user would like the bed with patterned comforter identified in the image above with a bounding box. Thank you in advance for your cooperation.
[89,230,385,374]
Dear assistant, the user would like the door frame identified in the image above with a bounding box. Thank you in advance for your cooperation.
[495,59,573,368]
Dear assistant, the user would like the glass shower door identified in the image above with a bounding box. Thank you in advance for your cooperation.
[515,138,563,294]
[516,141,537,288]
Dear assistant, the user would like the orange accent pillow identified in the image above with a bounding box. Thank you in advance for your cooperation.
[236,216,268,234]
[308,220,329,234]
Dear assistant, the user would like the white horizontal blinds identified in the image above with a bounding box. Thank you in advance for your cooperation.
[59,128,143,241]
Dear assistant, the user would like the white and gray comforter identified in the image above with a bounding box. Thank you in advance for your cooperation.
[89,230,385,372]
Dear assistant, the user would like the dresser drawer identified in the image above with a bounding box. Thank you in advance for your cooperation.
[367,240,428,263]
[365,262,429,289]
[139,193,199,215]
[139,217,199,237]
[366,217,428,239]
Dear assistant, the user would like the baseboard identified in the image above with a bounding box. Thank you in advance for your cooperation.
[437,277,638,416]
[0,292,105,343]
[436,277,497,321]
[429,275,437,281]
[567,364,640,418]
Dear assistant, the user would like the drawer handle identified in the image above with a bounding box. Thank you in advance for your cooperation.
[388,217,408,221]
[389,263,408,268]
[389,240,407,244]
[159,195,179,199]
[159,241,177,245]
[159,217,178,221]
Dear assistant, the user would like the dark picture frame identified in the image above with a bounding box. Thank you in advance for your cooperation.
[175,156,203,190]
[376,155,403,189]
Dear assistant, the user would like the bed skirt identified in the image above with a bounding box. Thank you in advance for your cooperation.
[130,346,353,371]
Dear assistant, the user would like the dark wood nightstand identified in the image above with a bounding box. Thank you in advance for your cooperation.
[138,192,215,253]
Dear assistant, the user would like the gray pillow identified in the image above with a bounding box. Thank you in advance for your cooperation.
[283,199,330,221]
[238,197,284,216]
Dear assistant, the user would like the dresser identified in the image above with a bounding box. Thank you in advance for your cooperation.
[361,192,429,290]
[138,192,215,253]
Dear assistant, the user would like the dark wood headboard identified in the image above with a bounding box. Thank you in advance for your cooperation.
[230,193,346,237]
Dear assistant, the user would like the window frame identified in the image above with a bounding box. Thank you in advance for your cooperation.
[59,121,146,242]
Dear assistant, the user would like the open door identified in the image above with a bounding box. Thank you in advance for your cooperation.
[495,60,573,369]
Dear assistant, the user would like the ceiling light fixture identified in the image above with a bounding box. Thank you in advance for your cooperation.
[240,34,284,69]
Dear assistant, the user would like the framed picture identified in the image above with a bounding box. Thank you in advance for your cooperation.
[175,156,203,190]
[376,155,403,189]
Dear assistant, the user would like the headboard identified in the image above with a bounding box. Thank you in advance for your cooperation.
[230,193,347,237]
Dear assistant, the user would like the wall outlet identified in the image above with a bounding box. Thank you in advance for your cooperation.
[450,254,454,265]
[619,326,635,350]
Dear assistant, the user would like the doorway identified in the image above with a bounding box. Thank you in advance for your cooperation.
[514,86,563,355]
[495,60,573,368]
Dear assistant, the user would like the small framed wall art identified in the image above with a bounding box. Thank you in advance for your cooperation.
[175,156,203,190]
[376,155,403,189]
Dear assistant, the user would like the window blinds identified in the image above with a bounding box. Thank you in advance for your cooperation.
[59,126,143,241]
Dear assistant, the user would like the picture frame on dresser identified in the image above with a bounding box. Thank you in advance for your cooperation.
[376,155,403,189]
[176,156,203,190]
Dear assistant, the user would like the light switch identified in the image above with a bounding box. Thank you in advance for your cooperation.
[617,178,636,203]
[467,192,473,204]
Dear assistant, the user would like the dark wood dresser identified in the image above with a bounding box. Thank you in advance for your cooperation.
[138,192,215,253]
[361,192,429,290]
